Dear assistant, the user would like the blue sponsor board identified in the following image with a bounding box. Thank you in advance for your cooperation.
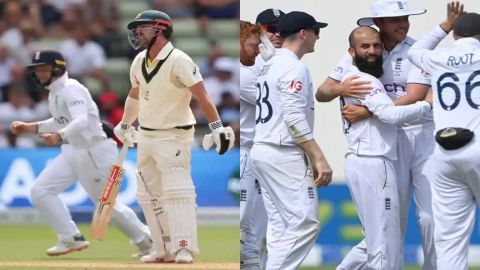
[0,148,240,210]
[316,184,480,264]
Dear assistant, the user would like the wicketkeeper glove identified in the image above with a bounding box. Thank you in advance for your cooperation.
[202,120,235,155]
[259,35,275,61]
[113,122,138,147]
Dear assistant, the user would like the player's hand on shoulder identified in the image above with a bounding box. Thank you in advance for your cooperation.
[113,122,137,147]
[10,121,35,134]
[202,120,235,155]
[339,75,373,99]
[312,158,332,188]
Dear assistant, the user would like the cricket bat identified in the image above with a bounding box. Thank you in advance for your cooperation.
[90,143,129,240]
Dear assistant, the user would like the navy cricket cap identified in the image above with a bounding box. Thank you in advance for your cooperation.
[453,12,480,37]
[278,11,328,38]
[256,8,285,24]
[27,49,66,67]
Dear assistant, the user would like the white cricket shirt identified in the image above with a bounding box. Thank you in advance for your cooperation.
[37,72,106,146]
[408,32,480,133]
[329,36,433,127]
[342,66,431,160]
[253,48,315,146]
[240,63,257,149]
[130,42,202,129]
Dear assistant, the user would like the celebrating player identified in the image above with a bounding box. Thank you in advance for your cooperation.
[10,49,152,257]
[337,26,433,270]
[250,11,332,270]
[316,0,440,268]
[240,8,285,270]
[239,20,265,270]
[113,10,235,264]
[408,4,480,269]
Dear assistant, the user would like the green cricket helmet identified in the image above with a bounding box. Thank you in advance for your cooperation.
[127,10,173,49]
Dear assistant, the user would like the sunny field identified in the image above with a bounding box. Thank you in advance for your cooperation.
[0,224,239,270]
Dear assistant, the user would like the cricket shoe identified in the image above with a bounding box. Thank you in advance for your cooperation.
[46,234,90,256]
[175,248,193,263]
[140,251,174,263]
[131,235,153,259]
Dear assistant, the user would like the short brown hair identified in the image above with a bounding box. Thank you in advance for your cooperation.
[240,20,262,43]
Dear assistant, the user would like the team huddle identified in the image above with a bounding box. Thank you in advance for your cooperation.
[240,0,480,270]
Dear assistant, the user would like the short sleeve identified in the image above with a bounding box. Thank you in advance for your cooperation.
[407,62,431,85]
[173,54,203,87]
[129,54,142,88]
[328,53,353,82]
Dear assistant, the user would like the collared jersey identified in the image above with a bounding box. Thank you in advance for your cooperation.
[38,72,106,146]
[341,66,431,160]
[240,63,257,149]
[409,36,480,133]
[254,48,315,146]
[329,36,432,127]
[130,42,202,129]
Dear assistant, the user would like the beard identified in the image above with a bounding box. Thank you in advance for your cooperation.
[240,46,255,66]
[354,54,384,78]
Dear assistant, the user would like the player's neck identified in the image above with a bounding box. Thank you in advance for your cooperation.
[283,43,304,59]
[147,40,168,61]
[381,36,400,52]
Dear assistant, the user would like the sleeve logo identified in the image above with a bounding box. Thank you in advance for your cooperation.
[290,80,302,92]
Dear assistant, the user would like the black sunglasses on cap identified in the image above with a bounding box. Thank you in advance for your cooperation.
[261,24,278,33]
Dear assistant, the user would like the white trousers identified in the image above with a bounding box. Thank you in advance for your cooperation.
[240,147,267,270]
[337,155,401,270]
[250,144,320,270]
[396,124,436,269]
[431,138,480,270]
[30,139,148,242]
[136,128,198,257]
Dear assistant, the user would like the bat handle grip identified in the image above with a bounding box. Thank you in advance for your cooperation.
[118,143,129,165]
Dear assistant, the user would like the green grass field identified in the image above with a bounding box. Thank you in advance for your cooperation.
[0,224,239,270]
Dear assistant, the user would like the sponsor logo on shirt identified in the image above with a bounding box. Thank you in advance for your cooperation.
[334,66,343,73]
[369,88,385,96]
[384,83,406,92]
[290,80,302,92]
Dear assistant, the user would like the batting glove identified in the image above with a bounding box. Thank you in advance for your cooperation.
[202,120,235,155]
[113,122,138,147]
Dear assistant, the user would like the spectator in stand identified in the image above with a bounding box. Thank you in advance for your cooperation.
[46,4,84,38]
[0,1,23,50]
[194,0,239,37]
[0,43,17,101]
[203,56,239,106]
[150,0,195,18]
[59,23,109,90]
[217,92,239,125]
[197,40,225,77]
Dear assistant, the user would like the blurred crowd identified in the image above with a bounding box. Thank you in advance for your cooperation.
[0,0,240,149]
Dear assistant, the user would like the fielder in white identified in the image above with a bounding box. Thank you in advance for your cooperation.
[250,11,332,270]
[239,20,264,270]
[317,1,440,268]
[408,6,480,270]
[240,9,285,270]
[337,26,433,270]
[113,10,235,264]
[10,49,152,257]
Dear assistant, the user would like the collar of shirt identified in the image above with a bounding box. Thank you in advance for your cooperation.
[382,36,414,57]
[276,48,299,59]
[46,72,69,92]
[155,41,174,61]
[453,37,480,49]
